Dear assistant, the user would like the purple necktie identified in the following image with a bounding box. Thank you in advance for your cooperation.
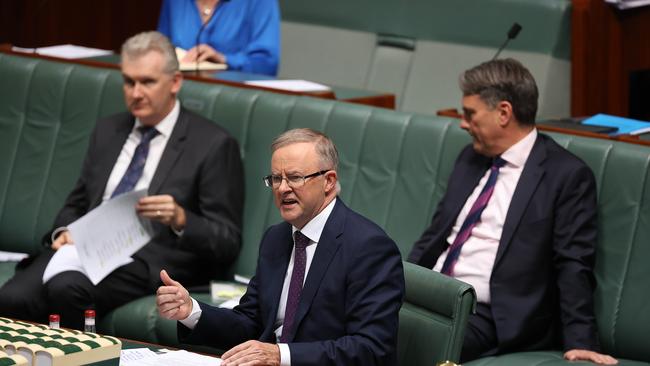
[280,231,311,342]
[111,126,160,198]
[441,157,506,276]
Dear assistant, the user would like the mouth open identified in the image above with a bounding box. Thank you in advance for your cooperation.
[281,198,298,207]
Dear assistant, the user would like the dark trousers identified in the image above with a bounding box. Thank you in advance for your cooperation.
[461,302,499,363]
[0,249,151,330]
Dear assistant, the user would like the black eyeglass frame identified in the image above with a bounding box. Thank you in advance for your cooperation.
[262,170,330,188]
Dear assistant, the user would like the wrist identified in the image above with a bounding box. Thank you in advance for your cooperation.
[172,206,186,232]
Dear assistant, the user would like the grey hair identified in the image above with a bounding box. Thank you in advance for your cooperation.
[459,58,538,125]
[121,31,179,74]
[271,128,339,171]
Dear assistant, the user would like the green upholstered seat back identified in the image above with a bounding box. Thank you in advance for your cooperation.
[278,0,571,118]
[399,262,476,365]
[547,133,650,362]
[0,53,125,255]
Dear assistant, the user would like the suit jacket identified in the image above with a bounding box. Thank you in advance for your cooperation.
[181,199,405,365]
[409,133,600,353]
[49,107,244,287]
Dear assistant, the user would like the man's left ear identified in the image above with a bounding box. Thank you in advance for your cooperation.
[497,100,513,126]
[171,72,183,94]
[324,171,338,194]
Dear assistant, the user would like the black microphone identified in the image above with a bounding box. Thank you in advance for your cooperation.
[492,23,522,60]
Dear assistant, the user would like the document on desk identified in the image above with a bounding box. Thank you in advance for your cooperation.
[120,350,221,366]
[244,79,332,92]
[42,189,153,285]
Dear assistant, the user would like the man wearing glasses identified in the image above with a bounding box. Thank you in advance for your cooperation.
[157,128,405,366]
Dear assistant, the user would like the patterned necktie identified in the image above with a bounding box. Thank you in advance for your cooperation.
[111,126,160,198]
[441,156,507,276]
[280,231,311,342]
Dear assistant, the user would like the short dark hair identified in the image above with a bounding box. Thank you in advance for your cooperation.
[459,58,538,125]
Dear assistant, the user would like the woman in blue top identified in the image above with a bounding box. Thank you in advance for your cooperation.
[158,0,280,76]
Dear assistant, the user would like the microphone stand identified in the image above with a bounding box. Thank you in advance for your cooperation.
[194,7,217,75]
[492,23,522,60]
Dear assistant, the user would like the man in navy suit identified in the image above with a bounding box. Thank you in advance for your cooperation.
[408,59,617,364]
[157,128,405,365]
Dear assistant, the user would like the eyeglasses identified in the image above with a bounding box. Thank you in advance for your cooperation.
[263,170,329,188]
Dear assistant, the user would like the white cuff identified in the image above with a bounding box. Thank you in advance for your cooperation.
[50,227,68,244]
[278,343,291,366]
[179,297,202,329]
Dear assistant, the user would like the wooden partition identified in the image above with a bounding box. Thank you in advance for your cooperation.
[0,0,160,51]
[572,0,650,118]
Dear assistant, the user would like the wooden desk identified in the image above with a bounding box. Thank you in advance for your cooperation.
[0,46,395,110]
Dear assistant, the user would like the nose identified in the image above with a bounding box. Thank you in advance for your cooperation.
[132,82,143,98]
[277,177,292,193]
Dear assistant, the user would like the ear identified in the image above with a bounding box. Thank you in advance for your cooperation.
[496,100,513,127]
[171,71,183,95]
[323,170,338,195]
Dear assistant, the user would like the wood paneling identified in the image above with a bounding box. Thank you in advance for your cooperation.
[572,0,650,118]
[0,0,161,51]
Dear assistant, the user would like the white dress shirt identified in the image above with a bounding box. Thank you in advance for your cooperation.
[434,129,537,304]
[50,101,180,243]
[181,198,338,366]
[101,100,180,201]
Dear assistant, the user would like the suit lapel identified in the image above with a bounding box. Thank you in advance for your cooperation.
[148,108,188,194]
[90,115,134,207]
[285,200,345,342]
[495,135,547,268]
[264,224,293,339]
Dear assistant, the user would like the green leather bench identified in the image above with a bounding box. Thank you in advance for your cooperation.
[279,0,571,119]
[2,51,650,365]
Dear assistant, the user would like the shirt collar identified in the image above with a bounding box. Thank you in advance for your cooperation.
[500,128,537,168]
[292,198,337,244]
[134,100,180,138]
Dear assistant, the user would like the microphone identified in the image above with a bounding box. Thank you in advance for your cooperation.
[492,23,522,60]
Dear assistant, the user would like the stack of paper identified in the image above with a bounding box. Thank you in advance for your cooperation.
[12,44,112,59]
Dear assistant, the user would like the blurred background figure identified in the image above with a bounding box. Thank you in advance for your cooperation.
[157,0,280,76]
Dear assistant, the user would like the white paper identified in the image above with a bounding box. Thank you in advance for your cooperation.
[244,79,331,92]
[18,44,114,59]
[43,189,152,285]
[0,250,28,262]
[119,348,158,364]
[121,350,221,366]
[605,0,650,8]
[218,298,242,309]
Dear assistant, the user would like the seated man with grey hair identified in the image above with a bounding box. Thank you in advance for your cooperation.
[0,31,244,329]
[409,58,617,364]
[157,128,405,365]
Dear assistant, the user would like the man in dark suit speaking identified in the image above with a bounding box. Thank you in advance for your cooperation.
[157,128,405,365]
[0,31,244,329]
[408,59,617,364]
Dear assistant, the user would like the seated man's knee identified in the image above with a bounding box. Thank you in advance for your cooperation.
[45,271,94,305]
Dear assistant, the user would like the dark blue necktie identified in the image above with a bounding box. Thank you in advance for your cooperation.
[441,156,506,276]
[111,126,160,198]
